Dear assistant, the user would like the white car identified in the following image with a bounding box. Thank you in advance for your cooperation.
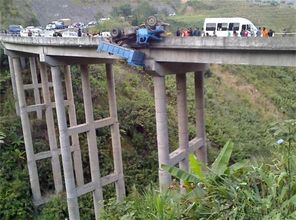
[20,27,44,37]
[31,28,44,37]
[46,23,56,30]
[87,21,97,27]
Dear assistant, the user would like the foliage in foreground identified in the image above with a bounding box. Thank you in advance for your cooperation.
[0,117,34,220]
[0,66,34,219]
[102,120,296,219]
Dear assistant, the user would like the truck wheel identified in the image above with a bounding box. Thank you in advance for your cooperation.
[111,28,121,38]
[145,16,157,29]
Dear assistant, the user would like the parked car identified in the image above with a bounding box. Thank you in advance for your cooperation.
[87,20,97,27]
[20,26,44,37]
[53,21,64,29]
[8,25,24,36]
[46,23,56,30]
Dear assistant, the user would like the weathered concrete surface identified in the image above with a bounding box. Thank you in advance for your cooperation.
[1,35,296,67]
[149,36,296,50]
[0,35,117,63]
[142,37,296,67]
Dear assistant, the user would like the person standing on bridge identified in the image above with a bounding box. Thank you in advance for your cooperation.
[181,28,189,37]
[78,28,82,37]
[261,27,269,38]
[268,29,274,37]
[256,27,262,37]
[28,29,32,37]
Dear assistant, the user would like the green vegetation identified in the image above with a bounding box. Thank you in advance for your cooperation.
[1,0,296,219]
[0,68,34,219]
[165,0,296,32]
[104,132,296,219]
[0,0,39,28]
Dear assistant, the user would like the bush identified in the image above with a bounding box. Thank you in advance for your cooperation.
[0,118,34,220]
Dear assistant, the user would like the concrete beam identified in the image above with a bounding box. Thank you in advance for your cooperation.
[40,54,115,66]
[145,60,208,75]
[145,49,296,67]
[2,41,118,60]
[3,36,296,67]
[148,37,296,51]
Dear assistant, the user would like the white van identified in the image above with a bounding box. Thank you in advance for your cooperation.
[203,17,258,37]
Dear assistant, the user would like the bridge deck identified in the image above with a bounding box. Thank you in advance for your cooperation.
[1,35,296,67]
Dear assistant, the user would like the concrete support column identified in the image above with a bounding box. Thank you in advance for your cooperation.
[29,57,42,119]
[20,57,26,69]
[13,56,42,202]
[153,76,171,191]
[194,71,207,165]
[80,64,103,219]
[176,73,189,173]
[51,65,80,220]
[40,62,63,193]
[8,56,20,116]
[64,65,84,187]
[106,63,126,201]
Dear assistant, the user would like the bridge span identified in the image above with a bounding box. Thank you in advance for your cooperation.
[1,35,296,220]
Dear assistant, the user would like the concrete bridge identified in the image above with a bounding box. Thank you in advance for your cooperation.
[1,35,296,220]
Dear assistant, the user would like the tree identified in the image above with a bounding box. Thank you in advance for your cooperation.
[112,4,132,17]
[131,1,157,25]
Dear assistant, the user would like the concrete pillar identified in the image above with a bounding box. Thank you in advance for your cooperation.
[20,57,26,69]
[153,76,171,191]
[39,62,63,193]
[29,57,42,119]
[80,64,103,219]
[106,63,126,201]
[13,56,42,203]
[64,65,84,186]
[51,65,80,220]
[8,56,20,115]
[176,73,189,173]
[194,71,207,165]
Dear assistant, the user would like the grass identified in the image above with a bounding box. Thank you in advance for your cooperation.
[167,0,296,32]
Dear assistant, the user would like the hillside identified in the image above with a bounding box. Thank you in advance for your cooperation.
[31,0,176,25]
[2,0,295,32]
[166,0,296,32]
[0,0,38,28]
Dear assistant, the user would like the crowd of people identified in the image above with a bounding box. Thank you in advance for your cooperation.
[176,27,203,37]
[256,27,274,38]
[175,26,276,38]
